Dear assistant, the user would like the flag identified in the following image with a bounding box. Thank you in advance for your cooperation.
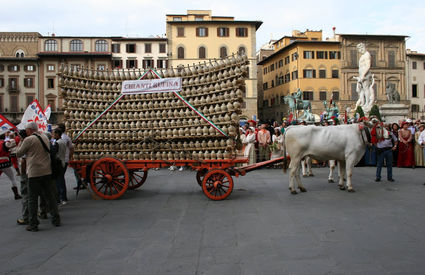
[0,114,16,135]
[288,112,294,123]
[44,105,51,120]
[17,100,48,132]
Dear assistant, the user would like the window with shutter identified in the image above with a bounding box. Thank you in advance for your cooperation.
[303,91,313,100]
[112,44,120,53]
[220,47,227,59]
[238,47,246,55]
[217,27,229,37]
[388,51,395,68]
[199,47,206,59]
[320,91,327,101]
[126,44,136,53]
[10,95,18,112]
[303,69,314,78]
[145,43,152,53]
[177,47,185,59]
[177,27,184,37]
[412,84,418,97]
[197,27,208,37]
[370,50,377,67]
[159,44,166,53]
[351,83,358,100]
[350,50,357,66]
[236,28,248,37]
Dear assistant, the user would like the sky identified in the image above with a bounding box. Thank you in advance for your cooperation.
[1,0,425,53]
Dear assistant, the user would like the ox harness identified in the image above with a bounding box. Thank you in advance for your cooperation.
[359,124,372,144]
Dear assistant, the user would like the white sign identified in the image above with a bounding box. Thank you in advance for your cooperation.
[121,78,182,95]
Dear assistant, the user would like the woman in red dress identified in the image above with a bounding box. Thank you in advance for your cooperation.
[397,122,415,167]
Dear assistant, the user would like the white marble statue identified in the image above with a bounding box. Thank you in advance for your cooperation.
[353,43,375,113]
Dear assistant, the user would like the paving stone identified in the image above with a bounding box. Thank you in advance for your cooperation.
[0,167,424,274]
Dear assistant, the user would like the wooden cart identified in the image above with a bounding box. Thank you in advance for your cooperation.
[70,156,286,201]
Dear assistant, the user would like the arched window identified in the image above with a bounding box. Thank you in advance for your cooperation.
[15,49,25,58]
[70,39,83,52]
[44,39,57,51]
[238,46,246,55]
[199,46,206,59]
[95,40,108,52]
[220,47,227,59]
[177,47,185,59]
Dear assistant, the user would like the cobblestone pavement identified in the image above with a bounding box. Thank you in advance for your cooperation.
[0,166,424,275]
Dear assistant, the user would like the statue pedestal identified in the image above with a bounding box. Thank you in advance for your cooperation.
[379,104,409,124]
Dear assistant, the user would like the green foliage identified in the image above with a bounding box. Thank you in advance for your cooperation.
[355,106,365,118]
[369,105,382,121]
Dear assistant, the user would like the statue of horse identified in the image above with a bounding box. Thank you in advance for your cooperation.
[284,89,312,114]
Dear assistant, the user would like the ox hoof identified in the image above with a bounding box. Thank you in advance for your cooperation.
[290,190,298,195]
[309,174,314,177]
[299,187,307,192]
[347,188,356,193]
[338,185,346,191]
[328,179,335,183]
[302,174,308,178]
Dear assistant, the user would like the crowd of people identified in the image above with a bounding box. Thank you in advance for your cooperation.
[0,122,74,232]
[239,118,425,170]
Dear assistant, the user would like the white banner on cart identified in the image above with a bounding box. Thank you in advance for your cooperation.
[121,78,182,95]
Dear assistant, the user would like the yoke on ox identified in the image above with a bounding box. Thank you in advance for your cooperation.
[284,124,370,194]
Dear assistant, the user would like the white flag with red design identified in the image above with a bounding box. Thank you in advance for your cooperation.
[0,114,16,135]
[17,100,49,132]
[44,105,51,120]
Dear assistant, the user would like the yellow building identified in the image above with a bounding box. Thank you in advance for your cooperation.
[258,30,341,121]
[166,10,262,119]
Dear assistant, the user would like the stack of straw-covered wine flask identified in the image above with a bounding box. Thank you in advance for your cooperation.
[59,54,249,161]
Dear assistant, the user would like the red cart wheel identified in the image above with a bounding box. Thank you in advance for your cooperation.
[202,170,234,200]
[196,168,208,186]
[90,157,129,200]
[128,169,148,190]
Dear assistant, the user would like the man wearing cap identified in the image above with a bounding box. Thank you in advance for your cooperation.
[16,122,60,232]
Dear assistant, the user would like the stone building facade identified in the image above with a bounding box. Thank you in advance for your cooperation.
[256,40,275,121]
[166,10,262,120]
[38,35,115,122]
[258,30,341,121]
[0,32,40,122]
[406,50,425,119]
[337,34,408,112]
[110,37,168,70]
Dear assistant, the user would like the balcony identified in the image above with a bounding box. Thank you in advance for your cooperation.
[6,85,20,94]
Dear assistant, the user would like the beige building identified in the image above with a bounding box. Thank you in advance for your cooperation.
[258,30,341,121]
[111,37,168,70]
[38,35,114,122]
[166,10,262,119]
[336,34,408,110]
[0,32,40,122]
[406,50,425,119]
[256,40,276,120]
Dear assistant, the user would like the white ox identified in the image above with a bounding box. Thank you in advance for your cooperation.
[284,124,370,194]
